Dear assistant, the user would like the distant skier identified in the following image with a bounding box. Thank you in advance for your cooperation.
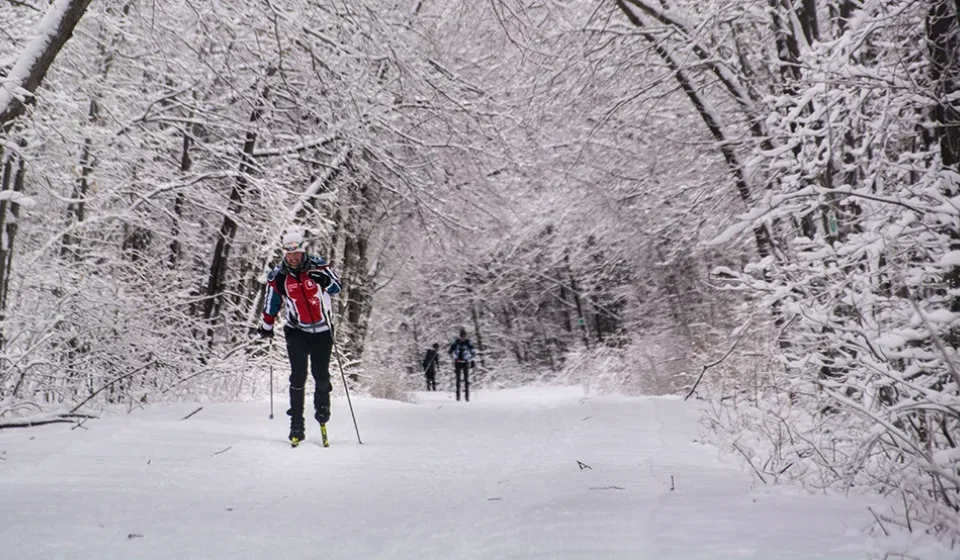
[257,228,341,446]
[422,343,441,391]
[449,328,476,401]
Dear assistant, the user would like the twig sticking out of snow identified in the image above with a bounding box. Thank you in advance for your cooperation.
[212,446,232,456]
[577,460,593,470]
[181,407,203,421]
[868,507,890,537]
[731,443,767,484]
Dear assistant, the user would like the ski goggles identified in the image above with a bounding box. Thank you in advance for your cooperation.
[282,240,306,254]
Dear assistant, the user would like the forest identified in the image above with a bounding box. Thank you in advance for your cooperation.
[1,0,958,552]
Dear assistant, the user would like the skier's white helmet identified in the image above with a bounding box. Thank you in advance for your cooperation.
[281,228,306,254]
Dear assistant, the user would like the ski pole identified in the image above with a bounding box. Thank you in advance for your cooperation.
[268,336,275,419]
[331,328,362,444]
[322,296,362,445]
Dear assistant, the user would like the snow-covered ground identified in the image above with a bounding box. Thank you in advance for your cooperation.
[1,387,879,559]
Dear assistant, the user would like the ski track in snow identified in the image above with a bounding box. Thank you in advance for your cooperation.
[0,387,876,559]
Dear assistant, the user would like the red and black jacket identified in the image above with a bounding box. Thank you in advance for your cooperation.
[261,255,341,333]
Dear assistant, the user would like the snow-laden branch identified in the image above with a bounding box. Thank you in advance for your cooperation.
[252,133,339,158]
[0,0,94,127]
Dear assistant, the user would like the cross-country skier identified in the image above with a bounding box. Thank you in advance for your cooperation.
[422,343,440,391]
[449,328,476,401]
[257,229,341,445]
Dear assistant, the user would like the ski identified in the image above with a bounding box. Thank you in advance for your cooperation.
[320,424,329,447]
[290,437,302,448]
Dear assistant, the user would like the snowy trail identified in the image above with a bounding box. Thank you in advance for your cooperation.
[1,387,874,559]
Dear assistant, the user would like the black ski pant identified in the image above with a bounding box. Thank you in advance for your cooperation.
[285,326,333,425]
[425,370,437,391]
[455,361,470,401]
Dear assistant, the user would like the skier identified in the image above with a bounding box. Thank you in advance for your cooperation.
[258,229,341,446]
[422,343,440,391]
[448,328,476,401]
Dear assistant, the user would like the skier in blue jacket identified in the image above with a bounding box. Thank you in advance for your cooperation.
[449,328,476,401]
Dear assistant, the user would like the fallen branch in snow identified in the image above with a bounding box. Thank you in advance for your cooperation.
[577,460,593,470]
[0,412,97,429]
[212,446,232,456]
[181,407,203,421]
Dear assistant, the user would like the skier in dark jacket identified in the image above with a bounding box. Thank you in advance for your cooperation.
[422,343,440,391]
[449,328,476,401]
[257,229,341,445]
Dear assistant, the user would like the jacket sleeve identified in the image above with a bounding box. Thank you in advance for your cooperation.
[261,268,284,330]
[310,256,342,295]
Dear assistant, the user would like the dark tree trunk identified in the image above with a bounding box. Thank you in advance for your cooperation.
[929,0,960,168]
[564,254,590,348]
[616,0,774,259]
[798,0,820,44]
[169,126,193,267]
[202,78,273,323]
[829,0,857,34]
[0,151,25,351]
[61,100,97,259]
[470,304,485,369]
[928,0,960,346]
[769,0,803,88]
[502,306,524,363]
[559,284,573,332]
[343,225,370,358]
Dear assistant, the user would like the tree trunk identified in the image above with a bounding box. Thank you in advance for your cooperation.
[202,78,272,323]
[928,0,960,347]
[769,0,803,88]
[502,306,524,363]
[343,231,369,357]
[829,0,857,35]
[929,0,960,168]
[470,304,485,369]
[558,284,573,332]
[798,0,820,44]
[564,254,590,349]
[169,126,193,267]
[61,100,97,259]
[616,0,774,259]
